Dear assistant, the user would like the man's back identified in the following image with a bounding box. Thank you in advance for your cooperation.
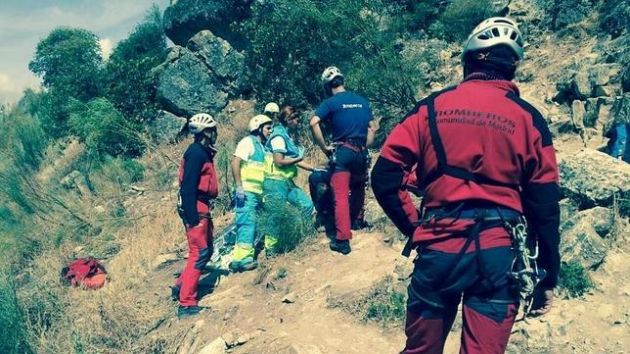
[396,79,557,212]
[315,91,372,142]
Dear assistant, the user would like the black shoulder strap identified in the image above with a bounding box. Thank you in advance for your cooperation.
[418,96,520,191]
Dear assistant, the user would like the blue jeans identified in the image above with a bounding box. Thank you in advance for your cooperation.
[234,191,262,253]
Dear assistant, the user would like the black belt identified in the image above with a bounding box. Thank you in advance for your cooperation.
[336,138,367,148]
[197,195,213,206]
[402,204,522,257]
[423,206,521,222]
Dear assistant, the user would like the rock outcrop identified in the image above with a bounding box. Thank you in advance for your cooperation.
[148,110,188,144]
[157,31,247,117]
[559,149,630,215]
[163,0,253,48]
[560,207,614,269]
[555,63,621,102]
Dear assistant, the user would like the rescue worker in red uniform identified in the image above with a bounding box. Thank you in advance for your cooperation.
[174,113,219,319]
[310,66,377,254]
[371,18,560,353]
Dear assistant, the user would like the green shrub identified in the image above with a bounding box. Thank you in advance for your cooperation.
[213,138,237,213]
[431,0,494,41]
[365,289,406,323]
[330,276,407,325]
[0,270,31,354]
[600,0,630,37]
[559,260,595,297]
[68,98,145,157]
[257,197,315,253]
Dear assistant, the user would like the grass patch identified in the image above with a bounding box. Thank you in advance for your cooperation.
[329,276,407,326]
[559,260,595,297]
[0,268,31,354]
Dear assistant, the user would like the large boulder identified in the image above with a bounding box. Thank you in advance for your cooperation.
[559,149,630,215]
[157,48,229,116]
[163,0,253,48]
[157,31,247,117]
[560,207,614,269]
[188,31,247,91]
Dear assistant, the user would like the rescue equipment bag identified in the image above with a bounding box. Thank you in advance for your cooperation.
[61,257,108,290]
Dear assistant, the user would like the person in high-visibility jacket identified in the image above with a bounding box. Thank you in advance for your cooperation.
[263,106,315,254]
[229,114,273,272]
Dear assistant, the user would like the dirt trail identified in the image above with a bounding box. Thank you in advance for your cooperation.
[190,232,407,353]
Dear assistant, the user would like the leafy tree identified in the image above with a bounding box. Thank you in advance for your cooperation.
[28,28,103,136]
[242,0,436,140]
[29,27,102,101]
[104,6,168,122]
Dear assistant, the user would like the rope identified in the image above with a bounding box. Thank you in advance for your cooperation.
[507,218,544,320]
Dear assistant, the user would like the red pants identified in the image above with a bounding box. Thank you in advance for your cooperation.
[330,145,368,240]
[330,171,366,240]
[403,246,518,354]
[175,217,213,306]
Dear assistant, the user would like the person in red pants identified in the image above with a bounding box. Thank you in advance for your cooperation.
[310,66,377,254]
[372,17,560,353]
[174,113,219,319]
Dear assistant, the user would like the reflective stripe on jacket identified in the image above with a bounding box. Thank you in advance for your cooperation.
[265,124,298,180]
[241,135,267,194]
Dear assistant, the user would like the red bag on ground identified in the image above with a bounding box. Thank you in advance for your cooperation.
[61,257,108,290]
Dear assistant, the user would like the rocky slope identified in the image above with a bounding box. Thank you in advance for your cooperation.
[52,0,630,353]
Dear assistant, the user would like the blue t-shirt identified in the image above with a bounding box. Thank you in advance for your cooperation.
[315,91,373,143]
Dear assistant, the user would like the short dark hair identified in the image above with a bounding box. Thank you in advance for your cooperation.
[329,76,344,88]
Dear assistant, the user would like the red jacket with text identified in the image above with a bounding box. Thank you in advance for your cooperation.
[371,79,561,288]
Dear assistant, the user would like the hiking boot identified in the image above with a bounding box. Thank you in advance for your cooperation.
[170,286,180,302]
[351,219,371,231]
[330,239,351,255]
[177,305,206,319]
[228,257,258,273]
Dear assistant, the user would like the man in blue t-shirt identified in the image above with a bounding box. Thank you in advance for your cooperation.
[309,66,377,255]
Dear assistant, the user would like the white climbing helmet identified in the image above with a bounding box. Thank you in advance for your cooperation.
[189,113,217,134]
[321,66,344,84]
[463,17,524,60]
[264,102,280,114]
[248,114,272,132]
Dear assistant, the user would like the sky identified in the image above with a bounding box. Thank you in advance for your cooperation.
[0,0,170,104]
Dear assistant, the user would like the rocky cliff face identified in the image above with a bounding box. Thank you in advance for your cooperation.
[163,0,253,48]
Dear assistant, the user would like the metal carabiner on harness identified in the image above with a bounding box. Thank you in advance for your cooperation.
[506,217,547,320]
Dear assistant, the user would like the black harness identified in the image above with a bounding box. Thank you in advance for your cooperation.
[417,96,520,191]
[402,96,525,294]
